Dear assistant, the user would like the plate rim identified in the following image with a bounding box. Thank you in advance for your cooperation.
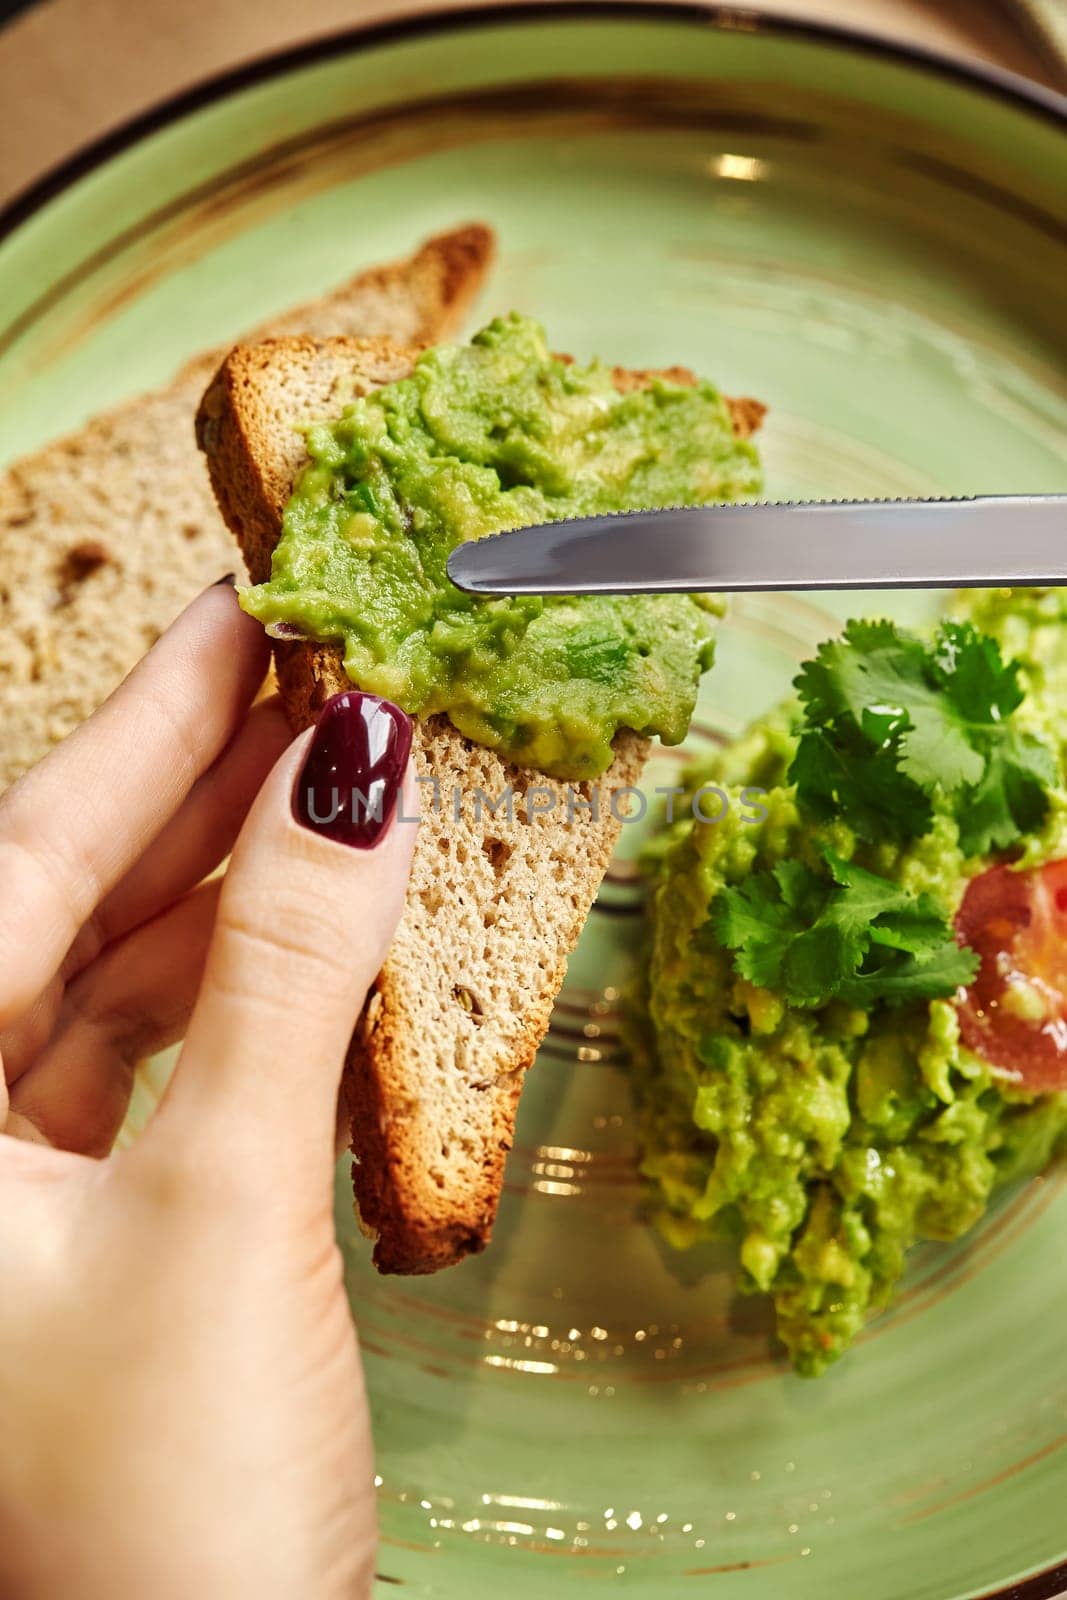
[1,5,1064,1595]
[0,0,1064,245]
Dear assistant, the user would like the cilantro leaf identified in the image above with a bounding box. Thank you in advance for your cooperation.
[897,703,984,792]
[795,618,982,793]
[790,618,1054,854]
[773,858,821,913]
[788,724,932,843]
[711,847,978,1011]
[958,725,1057,856]
[710,869,803,989]
[780,922,858,1006]
[836,943,979,1007]
[928,622,1024,721]
[821,850,926,928]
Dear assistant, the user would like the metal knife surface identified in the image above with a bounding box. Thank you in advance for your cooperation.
[446,495,1067,595]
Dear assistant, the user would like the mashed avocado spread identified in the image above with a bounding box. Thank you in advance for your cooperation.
[241,314,762,778]
[630,589,1067,1375]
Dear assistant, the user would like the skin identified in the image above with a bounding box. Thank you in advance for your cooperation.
[0,583,417,1599]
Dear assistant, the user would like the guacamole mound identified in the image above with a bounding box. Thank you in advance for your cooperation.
[241,314,762,778]
[629,590,1067,1376]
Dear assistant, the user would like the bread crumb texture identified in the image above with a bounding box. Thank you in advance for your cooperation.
[0,224,495,789]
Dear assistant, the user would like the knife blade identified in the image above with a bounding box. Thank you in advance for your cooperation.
[446,494,1067,595]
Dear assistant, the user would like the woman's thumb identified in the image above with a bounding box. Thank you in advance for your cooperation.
[153,691,417,1189]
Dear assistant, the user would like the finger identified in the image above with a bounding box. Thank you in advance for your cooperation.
[0,974,64,1087]
[2,1111,52,1146]
[0,580,266,1029]
[10,880,222,1156]
[3,701,287,1088]
[152,692,417,1195]
[61,696,291,982]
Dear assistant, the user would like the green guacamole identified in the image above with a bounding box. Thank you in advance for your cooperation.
[630,589,1067,1376]
[241,314,761,778]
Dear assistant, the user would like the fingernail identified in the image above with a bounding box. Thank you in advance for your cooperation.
[212,572,237,587]
[293,691,412,849]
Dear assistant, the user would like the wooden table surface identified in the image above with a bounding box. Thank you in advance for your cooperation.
[0,0,1061,208]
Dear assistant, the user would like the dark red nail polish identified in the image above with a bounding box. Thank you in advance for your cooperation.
[212,572,237,586]
[293,691,412,848]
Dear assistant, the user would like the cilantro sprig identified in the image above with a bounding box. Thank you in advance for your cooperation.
[790,619,1054,856]
[712,849,978,1010]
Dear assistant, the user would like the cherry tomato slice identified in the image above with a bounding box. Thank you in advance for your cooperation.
[955,858,1067,1091]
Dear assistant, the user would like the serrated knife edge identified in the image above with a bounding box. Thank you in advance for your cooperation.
[446,494,1067,595]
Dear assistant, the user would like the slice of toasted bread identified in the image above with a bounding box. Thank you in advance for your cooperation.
[197,336,763,1273]
[0,224,493,789]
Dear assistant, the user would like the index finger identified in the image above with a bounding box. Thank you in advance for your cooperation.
[0,580,268,1028]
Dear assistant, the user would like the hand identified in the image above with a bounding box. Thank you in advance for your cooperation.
[0,581,417,1600]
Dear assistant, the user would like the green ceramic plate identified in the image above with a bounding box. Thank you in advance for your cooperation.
[2,8,1065,1597]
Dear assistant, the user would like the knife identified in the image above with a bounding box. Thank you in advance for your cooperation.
[446,494,1067,595]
